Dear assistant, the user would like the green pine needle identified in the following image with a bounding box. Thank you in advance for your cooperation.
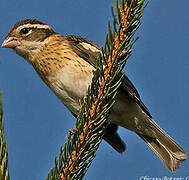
[0,92,10,180]
[46,0,148,179]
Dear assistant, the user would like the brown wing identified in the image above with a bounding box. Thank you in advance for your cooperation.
[66,35,151,152]
[65,35,100,67]
[66,35,151,117]
[120,74,152,118]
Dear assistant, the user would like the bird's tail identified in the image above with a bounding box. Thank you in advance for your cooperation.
[137,119,187,172]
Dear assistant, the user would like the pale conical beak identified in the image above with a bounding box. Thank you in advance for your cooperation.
[2,37,21,48]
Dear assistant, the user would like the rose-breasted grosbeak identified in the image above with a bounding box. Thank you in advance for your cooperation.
[2,19,187,171]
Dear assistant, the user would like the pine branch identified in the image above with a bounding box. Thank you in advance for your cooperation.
[0,92,9,180]
[46,0,148,179]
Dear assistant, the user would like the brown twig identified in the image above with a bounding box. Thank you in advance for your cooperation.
[60,1,137,179]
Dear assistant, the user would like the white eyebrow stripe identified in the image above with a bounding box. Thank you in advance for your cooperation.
[17,24,51,31]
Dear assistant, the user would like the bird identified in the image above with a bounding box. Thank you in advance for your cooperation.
[2,19,187,172]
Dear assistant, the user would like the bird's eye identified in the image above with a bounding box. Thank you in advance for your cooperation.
[20,28,30,35]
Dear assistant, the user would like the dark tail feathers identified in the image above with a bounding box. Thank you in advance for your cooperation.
[138,119,187,172]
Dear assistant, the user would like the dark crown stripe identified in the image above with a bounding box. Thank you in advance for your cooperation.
[9,19,46,34]
[14,19,45,28]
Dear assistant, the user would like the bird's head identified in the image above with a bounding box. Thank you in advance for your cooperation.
[2,19,55,60]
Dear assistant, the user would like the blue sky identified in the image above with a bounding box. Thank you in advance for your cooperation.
[0,0,189,180]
